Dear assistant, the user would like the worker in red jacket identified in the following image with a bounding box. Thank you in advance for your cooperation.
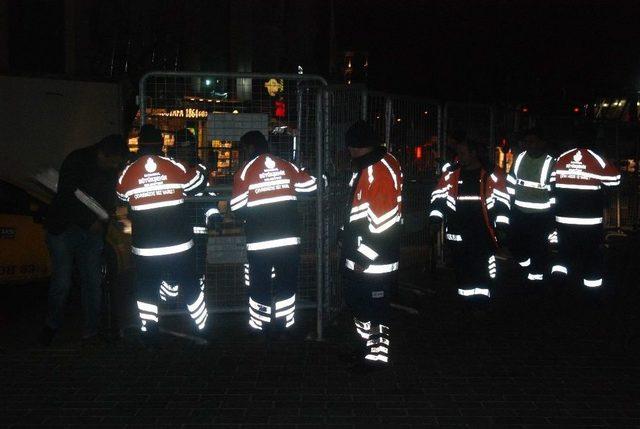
[429,137,511,301]
[231,131,316,336]
[550,140,620,289]
[117,125,208,339]
[341,120,403,368]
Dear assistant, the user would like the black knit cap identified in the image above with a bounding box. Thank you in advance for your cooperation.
[345,120,379,148]
[138,124,163,145]
[240,130,269,153]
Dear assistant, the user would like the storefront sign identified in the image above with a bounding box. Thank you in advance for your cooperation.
[155,108,208,119]
[264,78,284,97]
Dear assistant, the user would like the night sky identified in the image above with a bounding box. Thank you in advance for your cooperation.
[5,0,640,102]
[335,0,640,101]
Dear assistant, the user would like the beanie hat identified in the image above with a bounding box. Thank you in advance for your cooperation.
[240,131,269,153]
[138,124,163,145]
[345,120,379,148]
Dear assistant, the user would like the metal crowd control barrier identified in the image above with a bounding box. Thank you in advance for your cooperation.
[139,72,327,339]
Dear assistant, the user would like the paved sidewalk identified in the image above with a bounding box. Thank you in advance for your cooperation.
[1,274,640,428]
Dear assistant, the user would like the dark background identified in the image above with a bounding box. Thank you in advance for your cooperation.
[2,0,639,101]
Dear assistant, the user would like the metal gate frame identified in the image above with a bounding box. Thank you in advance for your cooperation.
[139,71,328,340]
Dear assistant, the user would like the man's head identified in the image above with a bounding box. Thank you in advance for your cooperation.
[520,126,547,158]
[345,120,379,159]
[239,131,269,159]
[456,138,483,168]
[95,134,128,171]
[173,128,198,163]
[138,124,163,155]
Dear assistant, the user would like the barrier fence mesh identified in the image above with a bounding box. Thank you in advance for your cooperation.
[138,73,326,322]
[135,72,637,333]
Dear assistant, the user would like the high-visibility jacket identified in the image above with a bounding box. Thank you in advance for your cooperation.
[231,153,317,251]
[429,164,510,245]
[342,147,403,275]
[116,155,204,256]
[185,161,219,236]
[551,148,620,226]
[506,151,555,213]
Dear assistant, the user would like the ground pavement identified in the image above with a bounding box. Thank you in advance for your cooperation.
[1,262,640,428]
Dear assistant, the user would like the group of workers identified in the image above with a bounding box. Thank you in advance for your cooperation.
[429,126,620,304]
[39,118,619,372]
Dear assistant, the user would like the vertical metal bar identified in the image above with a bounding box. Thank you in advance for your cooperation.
[139,74,147,125]
[489,105,496,163]
[361,89,368,121]
[315,90,324,341]
[385,97,392,149]
[437,103,443,173]
[296,80,303,163]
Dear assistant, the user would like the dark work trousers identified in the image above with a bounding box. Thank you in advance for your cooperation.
[448,234,496,302]
[246,245,299,332]
[45,225,104,338]
[134,247,208,332]
[510,209,553,282]
[344,268,394,363]
[159,234,208,301]
[554,223,605,290]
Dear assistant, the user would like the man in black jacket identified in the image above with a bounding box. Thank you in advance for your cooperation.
[39,135,128,346]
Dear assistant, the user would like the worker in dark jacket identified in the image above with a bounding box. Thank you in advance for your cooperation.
[429,138,510,301]
[341,120,403,369]
[39,135,128,346]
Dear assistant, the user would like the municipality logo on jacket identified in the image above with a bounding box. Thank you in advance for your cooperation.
[265,156,276,169]
[145,157,158,173]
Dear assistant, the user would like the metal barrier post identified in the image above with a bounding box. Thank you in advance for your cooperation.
[315,90,324,341]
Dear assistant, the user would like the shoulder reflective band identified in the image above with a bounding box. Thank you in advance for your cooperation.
[519,258,531,267]
[246,195,297,207]
[587,149,606,168]
[184,171,205,192]
[345,259,399,274]
[551,265,568,274]
[495,215,509,225]
[514,199,552,210]
[446,233,462,241]
[540,156,553,184]
[555,216,603,225]
[513,151,526,176]
[381,158,399,190]
[441,162,451,173]
[457,195,481,201]
[246,237,300,251]
[132,240,194,256]
[583,278,602,287]
[193,226,208,234]
[130,199,184,211]
[230,191,249,211]
[240,156,260,180]
[429,209,444,219]
[457,288,490,297]
[74,189,109,220]
[294,177,318,192]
